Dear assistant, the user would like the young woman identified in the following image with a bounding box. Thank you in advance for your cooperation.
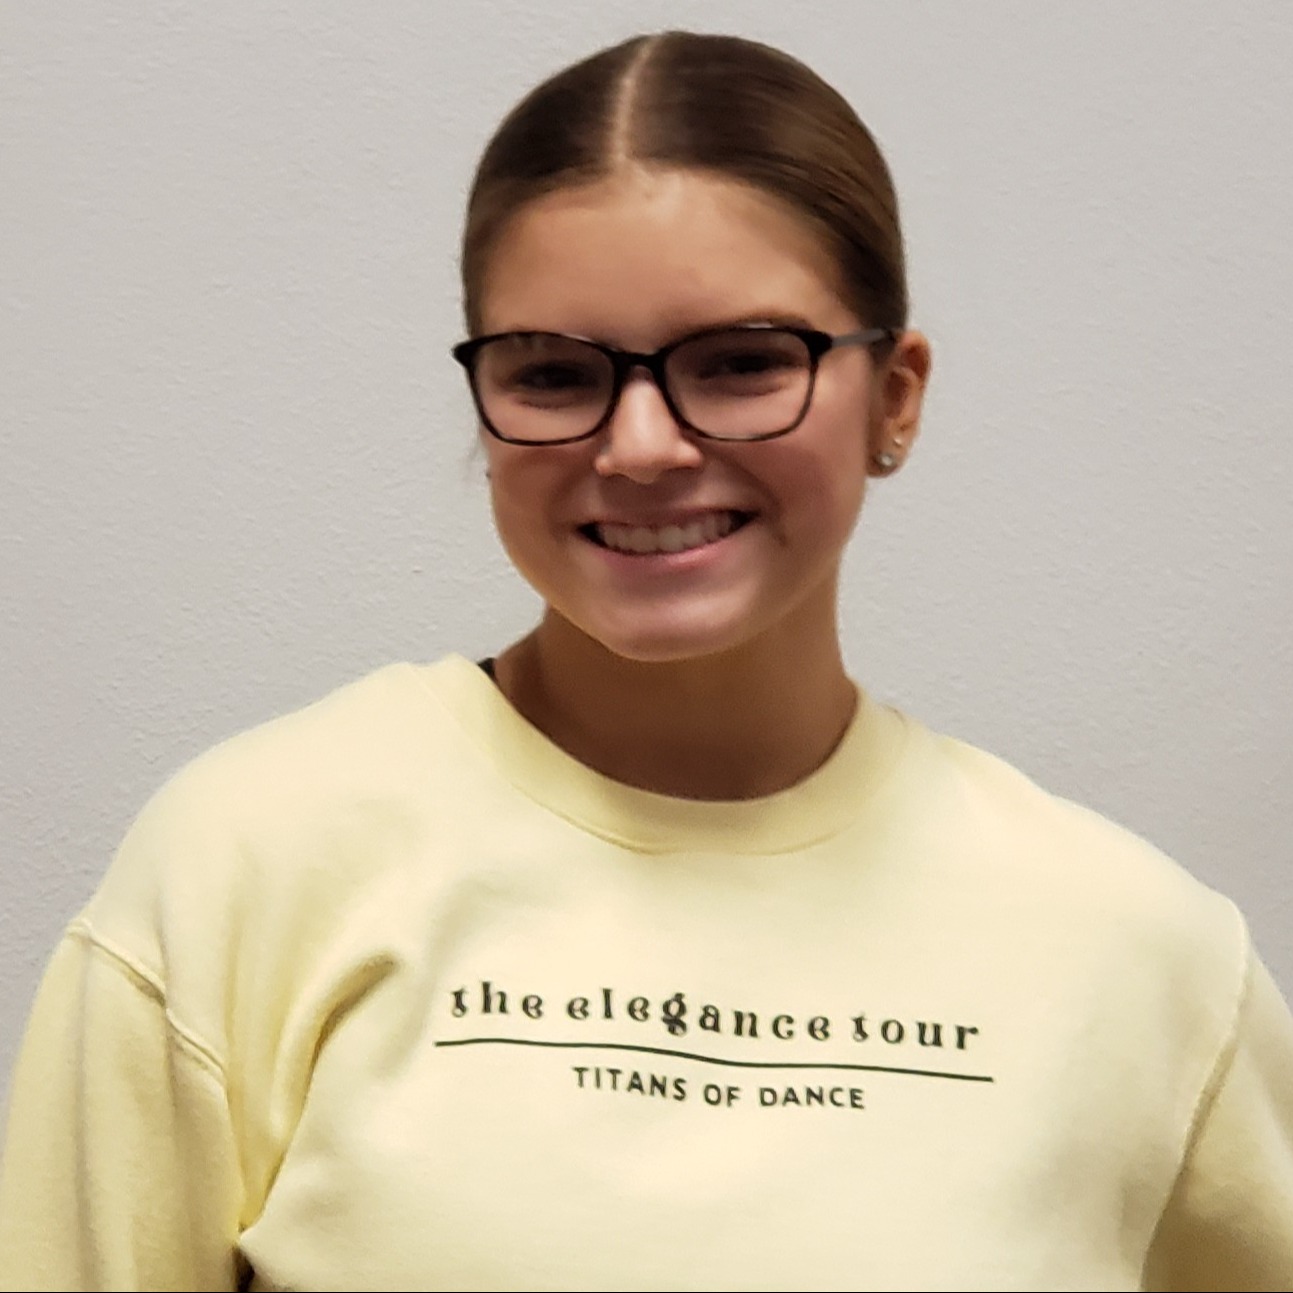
[2,31,1291,1292]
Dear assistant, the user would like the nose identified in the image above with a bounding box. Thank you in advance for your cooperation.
[594,370,704,484]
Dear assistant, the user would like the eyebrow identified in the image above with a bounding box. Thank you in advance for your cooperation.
[476,313,826,351]
[522,313,822,345]
[694,310,818,332]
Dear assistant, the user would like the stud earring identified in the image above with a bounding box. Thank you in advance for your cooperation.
[873,434,905,472]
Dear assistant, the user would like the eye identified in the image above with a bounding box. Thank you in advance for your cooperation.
[477,337,610,408]
[676,331,809,393]
[508,361,600,392]
[700,347,797,378]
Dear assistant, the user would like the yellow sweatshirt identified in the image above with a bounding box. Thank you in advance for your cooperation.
[2,655,1291,1291]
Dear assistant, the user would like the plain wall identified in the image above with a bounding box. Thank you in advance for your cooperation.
[3,1,1291,1100]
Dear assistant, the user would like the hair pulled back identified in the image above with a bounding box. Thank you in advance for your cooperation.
[461,32,907,336]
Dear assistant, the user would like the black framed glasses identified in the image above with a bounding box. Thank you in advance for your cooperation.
[451,323,895,446]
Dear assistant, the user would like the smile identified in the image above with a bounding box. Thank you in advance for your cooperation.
[582,511,754,556]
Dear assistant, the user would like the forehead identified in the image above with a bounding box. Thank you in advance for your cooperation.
[478,168,854,344]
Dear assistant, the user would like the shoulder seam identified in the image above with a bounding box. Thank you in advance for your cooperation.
[1140,900,1251,1282]
[1168,898,1251,1167]
[67,917,229,1083]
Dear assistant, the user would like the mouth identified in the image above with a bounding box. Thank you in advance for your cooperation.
[579,510,756,556]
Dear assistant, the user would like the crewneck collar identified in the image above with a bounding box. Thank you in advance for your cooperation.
[409,654,910,856]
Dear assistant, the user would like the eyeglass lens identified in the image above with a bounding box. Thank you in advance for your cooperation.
[472,329,814,442]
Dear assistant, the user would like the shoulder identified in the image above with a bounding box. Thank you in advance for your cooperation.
[900,718,1246,979]
[80,657,483,979]
[159,657,472,807]
[122,655,487,834]
[890,720,1262,1117]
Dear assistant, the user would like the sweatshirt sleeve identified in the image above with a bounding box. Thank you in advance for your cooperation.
[0,922,245,1292]
[1143,948,1293,1291]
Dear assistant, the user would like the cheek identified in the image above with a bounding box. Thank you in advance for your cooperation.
[489,474,541,544]
[760,415,870,534]
[488,490,550,596]
[486,455,572,563]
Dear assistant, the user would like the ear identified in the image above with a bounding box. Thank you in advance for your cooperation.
[868,330,932,477]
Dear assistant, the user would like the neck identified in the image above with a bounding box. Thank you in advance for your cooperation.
[492,607,857,801]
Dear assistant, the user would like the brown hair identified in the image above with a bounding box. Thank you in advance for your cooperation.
[460,32,907,336]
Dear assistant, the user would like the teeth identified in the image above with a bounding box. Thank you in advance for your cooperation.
[596,511,740,555]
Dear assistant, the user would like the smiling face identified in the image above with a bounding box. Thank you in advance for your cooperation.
[476,166,918,666]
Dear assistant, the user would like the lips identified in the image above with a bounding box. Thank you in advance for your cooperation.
[580,509,755,556]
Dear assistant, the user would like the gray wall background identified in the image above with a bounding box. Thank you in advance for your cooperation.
[3,1,1290,1099]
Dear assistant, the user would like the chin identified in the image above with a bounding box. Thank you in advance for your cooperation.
[567,606,771,667]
